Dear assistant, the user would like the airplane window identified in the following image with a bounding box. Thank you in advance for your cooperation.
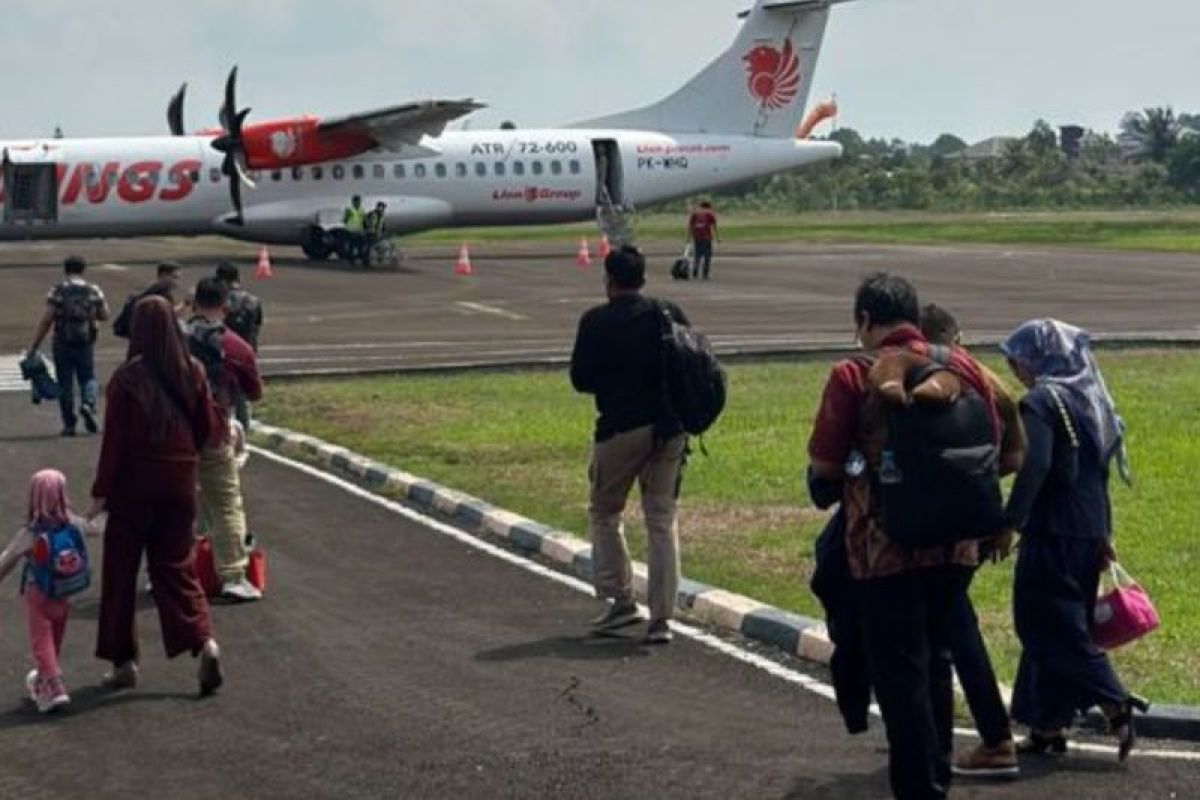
[414,163,427,178]
[550,161,562,176]
[513,161,525,176]
[353,164,365,180]
[312,166,323,180]
[332,165,345,180]
[394,163,406,179]
[291,166,303,180]
[495,162,506,177]
[210,168,222,183]
[455,163,467,178]
[435,163,447,178]
[569,160,581,175]
[475,162,487,177]
[531,161,543,176]
[373,164,385,179]
[271,170,282,182]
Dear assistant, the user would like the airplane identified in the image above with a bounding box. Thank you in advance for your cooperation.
[0,0,852,262]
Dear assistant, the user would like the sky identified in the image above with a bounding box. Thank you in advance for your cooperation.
[2,0,1197,144]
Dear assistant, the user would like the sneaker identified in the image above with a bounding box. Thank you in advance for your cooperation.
[642,619,674,645]
[25,669,39,704]
[80,405,98,434]
[220,578,262,603]
[33,675,70,714]
[589,599,643,631]
[102,660,139,690]
[952,741,1020,779]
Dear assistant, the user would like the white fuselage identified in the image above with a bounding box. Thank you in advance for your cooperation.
[0,130,840,245]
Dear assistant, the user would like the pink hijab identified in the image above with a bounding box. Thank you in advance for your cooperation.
[28,469,71,530]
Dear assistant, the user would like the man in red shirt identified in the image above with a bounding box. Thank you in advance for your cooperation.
[807,273,1015,800]
[188,277,264,602]
[686,200,719,280]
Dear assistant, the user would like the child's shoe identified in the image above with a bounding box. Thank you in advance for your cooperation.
[33,675,70,714]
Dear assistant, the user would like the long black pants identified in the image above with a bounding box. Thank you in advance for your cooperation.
[949,570,1012,747]
[861,565,967,800]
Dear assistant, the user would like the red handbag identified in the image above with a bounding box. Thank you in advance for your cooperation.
[194,535,266,598]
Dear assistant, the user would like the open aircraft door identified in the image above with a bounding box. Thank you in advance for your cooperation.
[591,139,625,206]
[2,145,60,224]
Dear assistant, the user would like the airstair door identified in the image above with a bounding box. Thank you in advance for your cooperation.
[591,139,624,206]
[3,152,60,224]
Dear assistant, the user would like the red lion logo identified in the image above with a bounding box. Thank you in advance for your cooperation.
[743,39,801,110]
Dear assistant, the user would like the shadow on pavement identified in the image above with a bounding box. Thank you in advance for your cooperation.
[475,633,653,663]
[0,684,200,729]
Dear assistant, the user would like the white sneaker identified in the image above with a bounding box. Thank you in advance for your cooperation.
[220,578,262,603]
[25,669,39,704]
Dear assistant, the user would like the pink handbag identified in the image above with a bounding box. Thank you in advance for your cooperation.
[1092,562,1160,650]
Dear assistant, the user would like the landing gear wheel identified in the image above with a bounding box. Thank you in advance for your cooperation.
[300,226,333,261]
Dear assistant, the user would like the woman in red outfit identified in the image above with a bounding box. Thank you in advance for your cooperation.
[88,295,223,695]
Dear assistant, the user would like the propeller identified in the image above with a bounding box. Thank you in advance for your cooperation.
[209,66,255,225]
[167,83,187,136]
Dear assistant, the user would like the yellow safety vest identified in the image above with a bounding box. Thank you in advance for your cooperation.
[343,206,364,233]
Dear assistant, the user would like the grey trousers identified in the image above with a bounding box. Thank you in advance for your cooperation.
[588,425,686,622]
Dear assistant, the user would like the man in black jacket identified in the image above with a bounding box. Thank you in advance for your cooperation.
[112,262,184,338]
[570,246,688,645]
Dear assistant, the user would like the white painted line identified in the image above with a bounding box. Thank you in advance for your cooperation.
[249,444,1200,764]
[455,301,529,322]
[98,262,129,272]
[0,356,26,394]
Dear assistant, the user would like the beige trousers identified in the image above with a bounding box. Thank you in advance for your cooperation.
[198,442,249,583]
[588,425,686,622]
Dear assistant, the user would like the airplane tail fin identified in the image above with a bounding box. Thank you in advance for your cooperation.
[575,0,853,139]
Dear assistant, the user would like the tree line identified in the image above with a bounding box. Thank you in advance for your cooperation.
[692,107,1200,212]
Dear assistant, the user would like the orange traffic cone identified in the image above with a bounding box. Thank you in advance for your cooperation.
[597,234,611,260]
[254,246,274,280]
[576,237,592,269]
[455,243,473,276]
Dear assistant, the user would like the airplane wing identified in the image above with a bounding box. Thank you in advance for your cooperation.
[318,99,485,149]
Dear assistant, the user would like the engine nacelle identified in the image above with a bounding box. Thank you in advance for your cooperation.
[240,117,376,170]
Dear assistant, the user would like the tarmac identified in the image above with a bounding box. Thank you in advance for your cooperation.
[1,238,1199,798]
[1,236,1198,376]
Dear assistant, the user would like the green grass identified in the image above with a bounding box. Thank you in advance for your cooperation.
[256,351,1200,705]
[406,209,1200,253]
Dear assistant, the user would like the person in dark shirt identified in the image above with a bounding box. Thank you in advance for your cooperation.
[112,262,184,338]
[28,255,110,436]
[686,200,718,280]
[215,261,264,431]
[570,245,688,645]
[1001,318,1146,762]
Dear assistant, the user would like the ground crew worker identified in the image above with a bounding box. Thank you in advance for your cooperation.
[28,255,110,436]
[363,201,388,265]
[343,195,367,265]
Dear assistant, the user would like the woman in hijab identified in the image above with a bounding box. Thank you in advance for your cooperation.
[1001,319,1145,761]
[88,295,223,695]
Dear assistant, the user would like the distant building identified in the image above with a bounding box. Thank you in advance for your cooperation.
[954,136,1018,160]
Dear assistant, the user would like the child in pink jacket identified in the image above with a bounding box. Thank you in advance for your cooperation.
[0,469,98,713]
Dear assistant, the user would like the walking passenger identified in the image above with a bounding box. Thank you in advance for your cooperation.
[1001,318,1147,761]
[90,296,223,696]
[0,470,97,713]
[570,245,689,645]
[28,255,110,436]
[807,274,1017,800]
[920,303,1026,779]
[188,278,264,602]
[686,200,719,280]
[215,261,264,430]
[112,261,185,338]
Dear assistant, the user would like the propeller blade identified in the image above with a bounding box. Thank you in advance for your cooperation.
[233,156,256,189]
[223,66,239,126]
[228,170,244,226]
[168,83,187,136]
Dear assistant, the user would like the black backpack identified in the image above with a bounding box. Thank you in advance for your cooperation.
[55,283,95,346]
[224,289,260,345]
[187,320,226,394]
[113,285,168,339]
[655,300,726,436]
[671,258,691,281]
[873,347,1005,548]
